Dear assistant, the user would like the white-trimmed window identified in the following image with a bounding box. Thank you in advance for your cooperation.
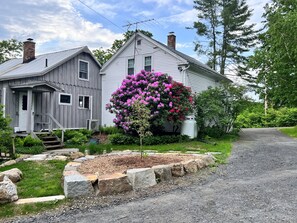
[78,95,90,109]
[78,60,89,80]
[59,93,72,105]
[127,58,134,75]
[144,56,152,72]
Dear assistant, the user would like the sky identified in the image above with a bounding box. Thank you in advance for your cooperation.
[0,0,270,71]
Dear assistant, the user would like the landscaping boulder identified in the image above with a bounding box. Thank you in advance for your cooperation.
[98,173,132,196]
[195,158,207,169]
[126,168,157,189]
[0,173,4,182]
[64,162,81,171]
[182,160,198,173]
[0,176,18,204]
[171,163,185,177]
[1,160,16,167]
[152,165,173,182]
[84,174,98,184]
[64,174,94,198]
[70,152,85,160]
[1,168,23,183]
[203,154,216,166]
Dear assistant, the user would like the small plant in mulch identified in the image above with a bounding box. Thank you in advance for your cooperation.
[128,100,152,159]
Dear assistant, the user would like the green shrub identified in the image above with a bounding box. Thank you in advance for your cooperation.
[109,133,190,145]
[78,129,93,138]
[16,146,44,154]
[204,126,226,138]
[88,143,104,155]
[23,136,43,147]
[109,133,138,145]
[0,105,13,152]
[99,126,124,135]
[65,132,88,146]
[236,107,297,128]
[54,129,93,142]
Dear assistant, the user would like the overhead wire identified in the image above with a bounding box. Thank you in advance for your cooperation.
[76,0,125,32]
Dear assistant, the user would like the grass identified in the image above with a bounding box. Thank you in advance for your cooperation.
[0,160,67,219]
[279,126,297,138]
[96,134,238,164]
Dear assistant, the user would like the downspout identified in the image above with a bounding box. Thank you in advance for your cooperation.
[2,87,6,117]
[182,64,190,85]
[89,96,93,130]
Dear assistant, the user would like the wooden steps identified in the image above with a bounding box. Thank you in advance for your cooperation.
[35,132,64,150]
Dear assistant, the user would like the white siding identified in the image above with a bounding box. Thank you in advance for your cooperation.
[102,37,185,126]
[187,70,217,94]
[101,36,219,126]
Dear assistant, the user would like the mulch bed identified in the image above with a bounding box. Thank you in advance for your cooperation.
[78,154,197,177]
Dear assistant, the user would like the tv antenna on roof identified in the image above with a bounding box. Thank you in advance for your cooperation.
[123,19,155,31]
[123,19,155,64]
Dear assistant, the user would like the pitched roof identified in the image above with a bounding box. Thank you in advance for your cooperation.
[0,46,101,81]
[101,32,230,82]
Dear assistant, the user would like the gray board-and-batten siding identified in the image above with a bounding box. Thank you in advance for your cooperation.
[0,52,102,130]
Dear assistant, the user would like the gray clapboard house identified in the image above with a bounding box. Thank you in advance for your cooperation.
[0,39,102,136]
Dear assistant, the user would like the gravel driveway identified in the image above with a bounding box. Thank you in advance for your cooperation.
[7,128,297,223]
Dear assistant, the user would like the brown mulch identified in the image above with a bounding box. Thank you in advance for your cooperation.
[78,154,197,177]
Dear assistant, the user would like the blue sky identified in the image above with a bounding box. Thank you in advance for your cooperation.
[0,0,269,69]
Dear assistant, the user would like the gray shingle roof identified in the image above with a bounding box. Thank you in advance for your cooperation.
[0,46,100,81]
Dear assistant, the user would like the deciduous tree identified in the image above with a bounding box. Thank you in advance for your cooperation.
[0,39,22,64]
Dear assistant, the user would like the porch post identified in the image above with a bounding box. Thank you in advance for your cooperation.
[26,89,33,133]
[49,92,55,131]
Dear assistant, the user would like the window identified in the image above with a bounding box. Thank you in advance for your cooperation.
[78,95,90,109]
[22,95,28,110]
[137,40,141,45]
[79,60,89,80]
[59,93,72,105]
[144,56,152,72]
[128,59,134,75]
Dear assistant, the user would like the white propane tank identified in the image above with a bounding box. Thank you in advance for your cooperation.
[181,115,197,139]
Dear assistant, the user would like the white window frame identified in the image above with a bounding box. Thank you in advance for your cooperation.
[127,58,135,75]
[78,95,90,109]
[144,55,152,72]
[59,93,72,106]
[78,59,89,81]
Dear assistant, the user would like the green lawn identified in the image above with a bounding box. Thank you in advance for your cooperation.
[100,134,238,164]
[279,126,297,138]
[0,134,237,219]
[0,160,67,219]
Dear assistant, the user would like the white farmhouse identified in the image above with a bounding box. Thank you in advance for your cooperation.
[100,31,231,127]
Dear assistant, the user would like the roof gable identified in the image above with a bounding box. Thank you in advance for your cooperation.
[101,32,188,72]
[0,46,101,81]
[100,32,230,82]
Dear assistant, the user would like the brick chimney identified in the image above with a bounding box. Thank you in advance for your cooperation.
[23,38,36,63]
[167,32,176,50]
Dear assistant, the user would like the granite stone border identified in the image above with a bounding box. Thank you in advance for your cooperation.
[62,153,216,198]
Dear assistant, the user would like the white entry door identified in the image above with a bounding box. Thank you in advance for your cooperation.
[19,92,35,132]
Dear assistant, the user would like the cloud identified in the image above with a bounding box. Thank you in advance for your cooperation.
[247,0,271,30]
[176,42,194,49]
[157,9,197,27]
[0,0,122,54]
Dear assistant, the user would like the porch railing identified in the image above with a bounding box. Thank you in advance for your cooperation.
[46,113,65,143]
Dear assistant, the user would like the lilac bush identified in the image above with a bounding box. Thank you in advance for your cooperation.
[106,70,192,132]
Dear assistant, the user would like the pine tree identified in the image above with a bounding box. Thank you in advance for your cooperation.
[192,0,257,76]
[192,0,220,70]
